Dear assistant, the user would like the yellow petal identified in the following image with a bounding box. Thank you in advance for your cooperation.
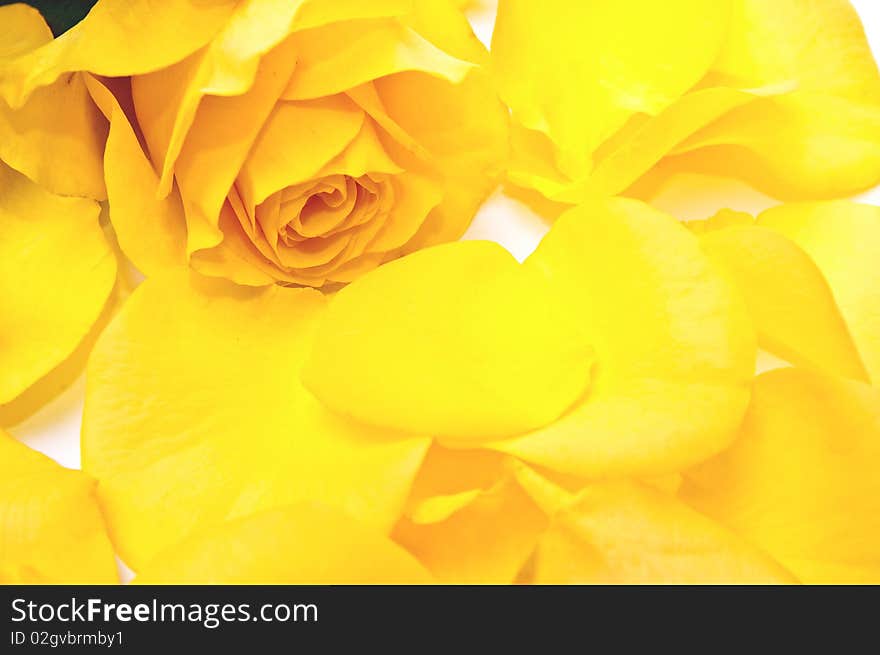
[237,95,366,208]
[669,94,880,200]
[491,198,755,478]
[82,269,428,571]
[131,0,359,197]
[756,202,880,385]
[0,4,52,60]
[85,76,187,276]
[533,481,795,584]
[0,430,117,583]
[709,0,880,99]
[393,447,546,583]
[0,165,116,405]
[400,0,490,66]
[491,0,730,177]
[302,240,593,441]
[0,0,238,107]
[173,37,298,255]
[588,87,758,198]
[683,368,880,583]
[283,18,474,101]
[0,72,107,199]
[375,69,509,247]
[699,223,868,381]
[669,0,880,199]
[135,503,431,584]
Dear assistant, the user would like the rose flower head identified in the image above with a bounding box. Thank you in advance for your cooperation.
[2,0,507,288]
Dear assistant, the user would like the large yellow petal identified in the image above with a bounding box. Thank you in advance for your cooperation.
[85,76,187,276]
[668,0,880,199]
[491,198,756,478]
[0,430,117,584]
[699,223,868,381]
[756,202,880,385]
[0,0,238,108]
[0,165,116,405]
[491,0,730,177]
[135,503,431,584]
[683,368,880,583]
[302,240,593,441]
[82,270,428,571]
[533,481,794,584]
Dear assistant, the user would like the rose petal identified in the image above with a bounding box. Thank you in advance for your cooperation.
[85,76,187,276]
[302,240,593,441]
[392,447,546,583]
[282,18,474,101]
[491,0,729,178]
[668,0,880,199]
[683,368,880,583]
[135,503,431,584]
[82,269,428,571]
[173,37,298,256]
[532,481,795,584]
[757,201,880,384]
[237,95,365,208]
[0,165,116,405]
[490,198,755,477]
[0,4,52,59]
[0,72,107,200]
[375,70,508,247]
[0,0,238,108]
[699,223,868,381]
[0,430,117,583]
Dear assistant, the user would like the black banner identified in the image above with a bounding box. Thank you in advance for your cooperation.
[2,585,871,651]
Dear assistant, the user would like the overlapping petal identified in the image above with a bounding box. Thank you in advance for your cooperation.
[85,75,187,276]
[0,5,107,199]
[82,269,429,571]
[683,368,880,583]
[0,430,117,584]
[531,480,794,584]
[491,0,729,180]
[698,222,868,381]
[490,198,756,478]
[494,0,880,204]
[0,0,238,108]
[663,0,880,199]
[392,447,547,583]
[121,1,505,287]
[0,164,116,406]
[756,201,880,383]
[303,240,593,440]
[135,503,431,584]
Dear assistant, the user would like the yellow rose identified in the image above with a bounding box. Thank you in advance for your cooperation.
[2,0,507,288]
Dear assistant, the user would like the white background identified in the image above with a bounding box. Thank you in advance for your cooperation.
[9,1,880,480]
